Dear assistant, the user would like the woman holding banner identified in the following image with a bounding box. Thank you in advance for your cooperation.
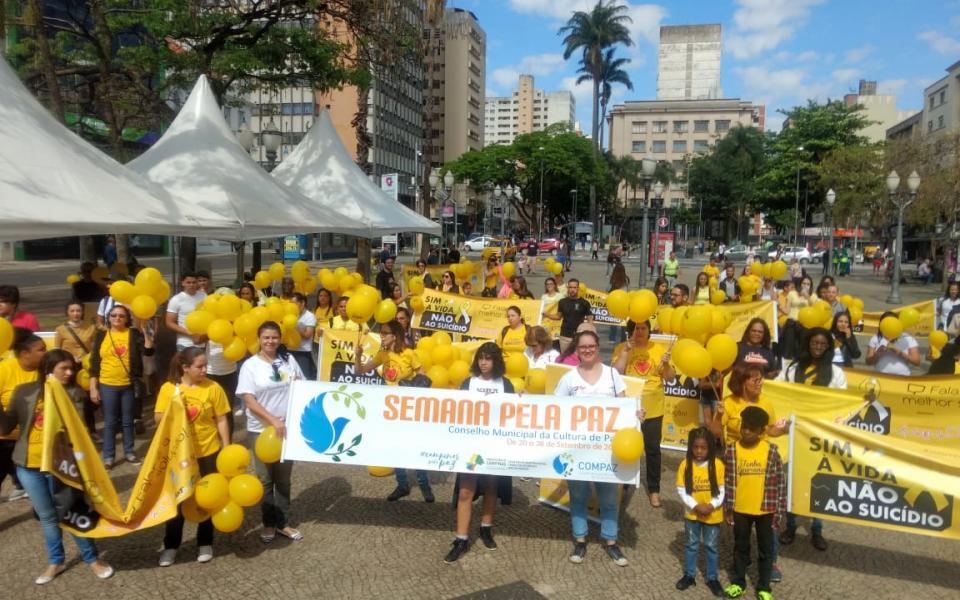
[556,330,630,566]
[612,320,674,508]
[0,349,115,584]
[498,306,530,364]
[541,277,563,306]
[237,321,305,543]
[355,321,435,503]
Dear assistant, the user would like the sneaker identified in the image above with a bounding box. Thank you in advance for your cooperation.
[604,543,628,567]
[91,560,114,580]
[778,527,796,545]
[158,548,177,567]
[811,532,827,551]
[569,542,587,564]
[234,408,244,417]
[7,488,28,502]
[420,485,435,503]
[707,580,724,597]
[479,526,497,550]
[386,486,410,501]
[756,592,774,600]
[676,575,696,590]
[443,538,469,564]
[134,419,146,435]
[197,545,213,563]
[125,454,142,465]
[104,458,114,469]
[724,584,745,598]
[770,564,783,583]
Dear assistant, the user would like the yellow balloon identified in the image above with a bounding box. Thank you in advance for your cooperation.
[250,306,270,326]
[629,290,658,323]
[181,496,212,524]
[683,306,712,337]
[110,280,137,304]
[233,314,257,339]
[502,262,516,279]
[551,262,564,275]
[798,307,821,329]
[131,295,157,320]
[255,427,283,463]
[606,289,631,319]
[674,341,712,378]
[427,365,450,388]
[408,276,425,295]
[346,295,375,324]
[195,473,230,510]
[930,330,949,351]
[223,337,247,362]
[216,444,251,478]
[505,353,529,378]
[448,360,471,386]
[367,466,395,477]
[207,319,235,345]
[339,274,357,291]
[415,347,433,369]
[282,330,302,349]
[851,298,865,310]
[319,269,337,291]
[134,267,162,289]
[254,271,272,290]
[281,314,298,331]
[268,262,286,281]
[228,474,264,507]
[899,307,920,328]
[508,376,526,393]
[409,296,425,312]
[417,336,437,354]
[772,261,788,279]
[670,306,688,337]
[151,279,172,304]
[656,306,674,334]
[333,266,349,280]
[211,501,244,533]
[433,331,452,346]
[66,273,81,285]
[291,260,310,280]
[186,310,215,335]
[849,306,863,324]
[430,345,453,367]
[374,300,398,324]
[76,369,90,389]
[710,310,730,335]
[839,294,854,307]
[710,289,726,305]
[611,428,644,462]
[879,316,904,340]
[217,295,242,321]
[526,368,546,393]
[355,284,381,303]
[750,262,762,276]
[706,334,738,371]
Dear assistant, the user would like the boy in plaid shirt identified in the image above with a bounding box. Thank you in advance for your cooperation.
[723,406,786,600]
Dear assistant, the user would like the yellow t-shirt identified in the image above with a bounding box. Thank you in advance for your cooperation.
[613,341,666,419]
[676,458,725,524]
[704,265,720,280]
[26,395,44,468]
[375,349,422,386]
[155,380,230,457]
[0,359,36,440]
[98,329,131,386]
[694,287,711,305]
[721,394,776,447]
[313,306,334,343]
[499,325,528,362]
[330,315,368,333]
[732,440,771,515]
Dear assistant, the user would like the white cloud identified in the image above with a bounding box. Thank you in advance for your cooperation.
[726,0,825,60]
[843,44,874,64]
[490,53,566,88]
[878,79,908,96]
[626,4,667,46]
[509,0,666,48]
[918,30,960,55]
[831,68,861,84]
[561,75,595,109]
[485,87,501,98]
[795,50,819,62]
[507,0,596,20]
[734,65,831,130]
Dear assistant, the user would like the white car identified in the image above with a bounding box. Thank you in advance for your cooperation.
[463,236,496,252]
[769,246,813,264]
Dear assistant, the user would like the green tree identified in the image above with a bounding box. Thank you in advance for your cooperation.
[816,145,886,233]
[559,0,632,239]
[577,47,632,149]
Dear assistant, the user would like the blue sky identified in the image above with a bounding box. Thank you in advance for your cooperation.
[460,0,960,132]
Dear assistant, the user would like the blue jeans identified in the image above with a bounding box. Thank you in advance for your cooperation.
[249,432,294,529]
[100,384,135,459]
[786,512,823,535]
[17,466,98,565]
[684,520,720,579]
[394,469,429,488]
[568,480,619,541]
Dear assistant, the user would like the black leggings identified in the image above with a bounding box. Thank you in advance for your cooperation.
[164,452,219,549]
[0,440,21,491]
[732,512,775,593]
[641,416,663,493]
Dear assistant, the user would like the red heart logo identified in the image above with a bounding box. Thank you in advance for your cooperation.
[384,367,398,382]
[186,405,200,422]
[114,345,128,357]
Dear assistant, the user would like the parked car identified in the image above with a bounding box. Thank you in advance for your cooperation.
[769,246,813,264]
[722,244,752,262]
[463,236,496,252]
[517,238,561,254]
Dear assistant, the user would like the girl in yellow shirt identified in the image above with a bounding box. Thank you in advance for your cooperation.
[154,347,231,567]
[0,328,45,501]
[498,306,529,363]
[675,427,725,594]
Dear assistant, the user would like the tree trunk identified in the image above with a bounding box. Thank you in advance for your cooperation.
[180,237,197,273]
[589,77,600,243]
[27,0,65,122]
[356,238,371,283]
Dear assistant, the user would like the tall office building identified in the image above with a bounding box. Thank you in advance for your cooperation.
[484,74,576,146]
[424,8,486,167]
[844,79,916,143]
[656,24,722,101]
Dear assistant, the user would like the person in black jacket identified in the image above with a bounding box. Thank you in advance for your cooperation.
[88,305,151,468]
[829,311,861,367]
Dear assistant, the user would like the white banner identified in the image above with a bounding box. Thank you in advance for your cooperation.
[282,381,641,484]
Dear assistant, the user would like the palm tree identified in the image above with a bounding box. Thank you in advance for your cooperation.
[577,48,633,150]
[559,0,633,240]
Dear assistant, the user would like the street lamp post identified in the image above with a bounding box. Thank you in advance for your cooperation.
[493,184,515,237]
[256,119,282,273]
[429,170,457,246]
[652,181,665,278]
[794,145,804,248]
[826,188,836,277]
[885,170,921,304]
[538,146,545,242]
[639,155,657,287]
[234,126,256,285]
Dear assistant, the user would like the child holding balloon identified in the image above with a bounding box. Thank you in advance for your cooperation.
[154,347,231,566]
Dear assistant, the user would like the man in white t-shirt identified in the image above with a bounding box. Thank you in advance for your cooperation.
[165,272,208,351]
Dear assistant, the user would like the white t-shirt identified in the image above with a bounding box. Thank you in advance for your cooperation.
[554,364,626,397]
[777,361,848,389]
[525,347,559,369]
[167,290,207,348]
[296,310,317,352]
[467,377,508,396]
[236,353,303,433]
[206,341,237,376]
[938,297,960,330]
[867,334,919,376]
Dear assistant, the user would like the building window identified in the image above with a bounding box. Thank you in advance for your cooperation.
[631,121,647,134]
[939,115,945,129]
[694,120,709,133]
[673,140,687,152]
[930,95,936,108]
[929,120,934,132]
[653,120,668,133]
[941,90,947,104]
[694,139,709,152]
[631,141,646,153]
[651,140,666,153]
[673,120,688,133]
[715,120,731,133]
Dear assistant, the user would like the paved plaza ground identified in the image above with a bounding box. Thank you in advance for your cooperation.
[0,250,956,598]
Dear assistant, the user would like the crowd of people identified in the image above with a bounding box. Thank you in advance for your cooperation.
[0,244,951,598]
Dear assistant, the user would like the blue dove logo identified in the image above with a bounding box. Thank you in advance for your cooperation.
[299,386,367,462]
[552,452,574,477]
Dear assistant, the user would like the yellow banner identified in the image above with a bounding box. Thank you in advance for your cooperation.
[715,300,779,342]
[399,262,484,291]
[318,328,386,385]
[789,416,960,539]
[856,300,935,336]
[41,380,197,538]
[412,288,543,340]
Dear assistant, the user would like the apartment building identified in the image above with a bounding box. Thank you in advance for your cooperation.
[484,74,576,146]
[657,24,722,101]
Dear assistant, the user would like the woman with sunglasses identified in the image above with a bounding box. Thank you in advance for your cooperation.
[237,321,305,543]
[88,305,151,468]
[438,270,459,294]
[355,320,434,503]
[555,330,631,567]
[0,349,114,584]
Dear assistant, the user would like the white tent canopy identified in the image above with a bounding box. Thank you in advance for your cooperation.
[0,59,233,243]
[272,111,440,236]
[128,76,366,241]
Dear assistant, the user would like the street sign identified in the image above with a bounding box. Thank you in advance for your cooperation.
[657,216,669,228]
